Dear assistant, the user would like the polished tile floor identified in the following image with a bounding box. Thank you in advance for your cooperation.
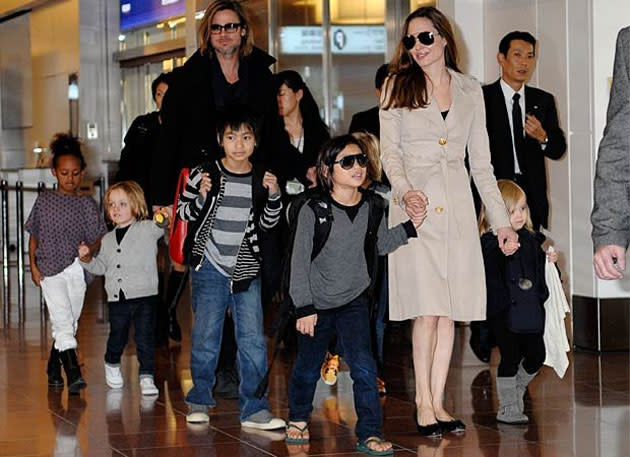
[0,279,628,457]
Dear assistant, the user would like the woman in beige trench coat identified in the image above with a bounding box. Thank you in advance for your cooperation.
[380,7,518,437]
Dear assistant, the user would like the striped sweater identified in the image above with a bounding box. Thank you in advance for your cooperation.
[177,160,282,292]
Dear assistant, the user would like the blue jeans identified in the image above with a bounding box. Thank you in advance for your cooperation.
[288,293,383,441]
[105,295,156,376]
[186,261,270,421]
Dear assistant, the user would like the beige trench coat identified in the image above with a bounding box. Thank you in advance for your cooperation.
[380,70,510,322]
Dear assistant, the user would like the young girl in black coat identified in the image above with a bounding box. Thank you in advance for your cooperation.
[478,180,558,424]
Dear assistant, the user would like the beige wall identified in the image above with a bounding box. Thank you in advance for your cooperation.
[0,0,51,17]
[27,0,79,167]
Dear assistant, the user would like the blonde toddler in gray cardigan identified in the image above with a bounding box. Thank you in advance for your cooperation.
[79,181,167,396]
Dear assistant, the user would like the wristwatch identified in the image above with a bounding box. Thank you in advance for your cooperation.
[541,136,548,145]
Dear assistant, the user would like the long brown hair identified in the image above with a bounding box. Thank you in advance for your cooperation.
[198,0,254,57]
[382,7,460,110]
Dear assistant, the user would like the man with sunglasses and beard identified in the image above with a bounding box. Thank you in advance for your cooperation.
[150,0,278,401]
[469,31,567,363]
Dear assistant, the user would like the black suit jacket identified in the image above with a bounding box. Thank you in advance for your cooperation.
[483,79,566,229]
[348,106,380,138]
[150,47,277,206]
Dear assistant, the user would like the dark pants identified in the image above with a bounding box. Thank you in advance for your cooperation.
[105,295,157,376]
[288,293,382,441]
[490,317,545,377]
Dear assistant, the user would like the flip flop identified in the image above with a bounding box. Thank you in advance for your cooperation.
[285,422,309,444]
[356,436,394,456]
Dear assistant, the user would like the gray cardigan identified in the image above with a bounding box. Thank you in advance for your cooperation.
[592,26,630,250]
[80,220,164,301]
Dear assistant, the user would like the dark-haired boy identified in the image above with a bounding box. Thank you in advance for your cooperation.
[177,107,285,429]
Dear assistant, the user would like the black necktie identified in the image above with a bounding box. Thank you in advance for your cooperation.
[512,93,525,171]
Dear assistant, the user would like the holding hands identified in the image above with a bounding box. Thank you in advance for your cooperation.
[403,190,428,228]
[262,171,280,195]
[78,242,91,262]
[497,226,520,256]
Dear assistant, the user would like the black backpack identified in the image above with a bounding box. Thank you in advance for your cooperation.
[255,188,385,398]
[281,187,385,313]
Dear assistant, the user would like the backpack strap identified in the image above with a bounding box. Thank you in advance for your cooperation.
[307,196,334,261]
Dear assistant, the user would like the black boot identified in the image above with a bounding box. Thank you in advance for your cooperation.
[47,344,64,388]
[59,349,87,395]
[166,270,186,342]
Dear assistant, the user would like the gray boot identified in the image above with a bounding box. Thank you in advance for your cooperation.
[496,376,529,424]
[515,362,537,413]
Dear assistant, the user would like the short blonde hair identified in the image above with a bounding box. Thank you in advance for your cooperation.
[104,181,148,222]
[478,179,533,234]
[198,0,254,57]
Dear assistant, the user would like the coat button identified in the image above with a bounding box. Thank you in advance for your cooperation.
[116,248,121,253]
[392,197,399,205]
[439,137,447,145]
[117,278,122,283]
[435,206,444,214]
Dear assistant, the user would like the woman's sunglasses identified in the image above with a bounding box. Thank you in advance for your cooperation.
[402,31,435,50]
[334,153,368,170]
[210,22,241,34]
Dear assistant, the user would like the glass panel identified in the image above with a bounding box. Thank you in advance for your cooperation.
[275,0,326,122]
[118,16,186,51]
[329,0,386,134]
[120,59,183,147]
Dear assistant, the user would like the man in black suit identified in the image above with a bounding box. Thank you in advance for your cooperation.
[483,31,566,230]
[471,31,567,363]
[348,63,389,138]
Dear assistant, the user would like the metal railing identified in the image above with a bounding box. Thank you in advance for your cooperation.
[0,177,105,326]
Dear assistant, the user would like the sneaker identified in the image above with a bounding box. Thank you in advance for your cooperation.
[186,403,210,423]
[104,362,123,389]
[241,409,286,430]
[139,376,159,396]
[320,353,339,386]
[377,377,387,396]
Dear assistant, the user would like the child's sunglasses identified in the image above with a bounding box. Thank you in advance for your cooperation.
[334,153,368,169]
[402,31,435,50]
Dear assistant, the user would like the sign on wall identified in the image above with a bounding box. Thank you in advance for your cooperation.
[280,26,386,55]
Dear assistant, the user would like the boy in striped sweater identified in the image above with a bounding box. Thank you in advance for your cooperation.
[177,106,285,430]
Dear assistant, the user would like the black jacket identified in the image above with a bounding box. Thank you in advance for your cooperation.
[176,160,282,293]
[269,117,330,190]
[116,111,161,207]
[348,106,380,139]
[482,80,567,229]
[481,229,549,333]
[150,47,277,206]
